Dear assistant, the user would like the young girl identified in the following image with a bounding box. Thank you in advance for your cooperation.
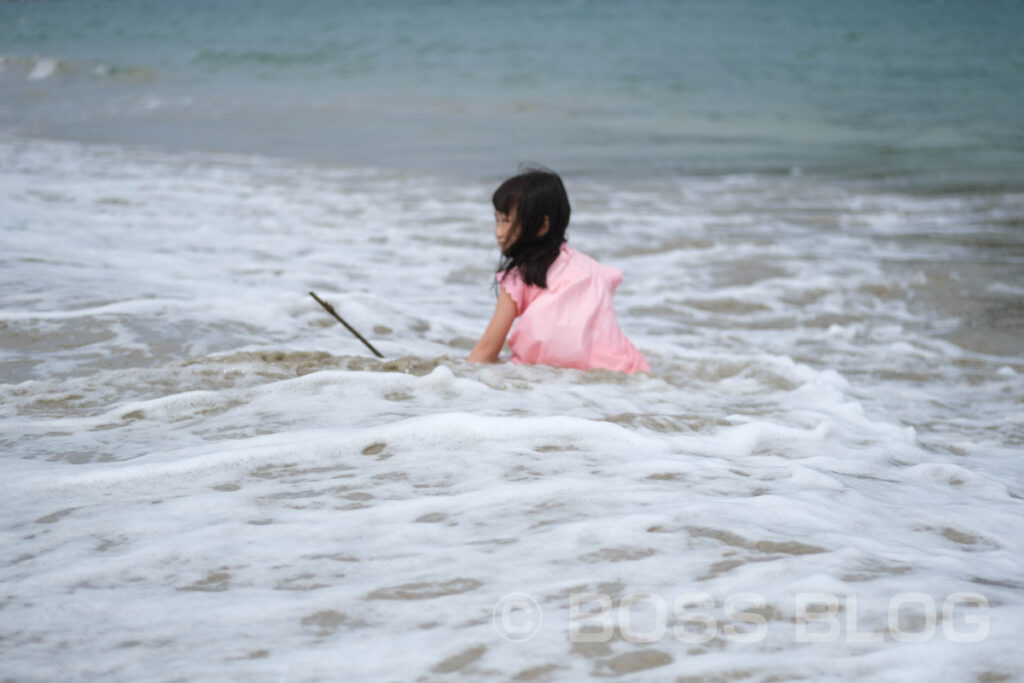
[467,168,650,374]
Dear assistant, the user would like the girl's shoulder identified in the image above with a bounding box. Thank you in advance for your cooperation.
[557,244,622,286]
[499,244,622,308]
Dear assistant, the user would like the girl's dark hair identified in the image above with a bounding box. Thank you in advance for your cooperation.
[493,167,571,289]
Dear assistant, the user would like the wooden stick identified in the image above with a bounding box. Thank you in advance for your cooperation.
[309,291,384,358]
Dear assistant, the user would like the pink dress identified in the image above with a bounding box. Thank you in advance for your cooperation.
[497,243,650,374]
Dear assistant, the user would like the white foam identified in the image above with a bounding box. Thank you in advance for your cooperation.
[27,57,58,80]
[2,135,1022,682]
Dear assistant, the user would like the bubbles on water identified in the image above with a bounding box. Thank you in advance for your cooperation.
[2,136,1023,681]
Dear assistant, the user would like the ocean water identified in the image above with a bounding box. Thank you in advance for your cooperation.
[2,0,1023,186]
[2,1,1023,681]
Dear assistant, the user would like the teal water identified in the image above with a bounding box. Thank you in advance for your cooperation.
[2,0,1023,185]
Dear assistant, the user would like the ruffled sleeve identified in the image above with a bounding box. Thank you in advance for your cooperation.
[497,268,526,313]
[602,265,623,292]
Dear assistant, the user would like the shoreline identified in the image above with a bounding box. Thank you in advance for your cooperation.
[5,124,1023,197]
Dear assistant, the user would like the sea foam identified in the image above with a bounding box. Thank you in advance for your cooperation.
[1,135,1022,681]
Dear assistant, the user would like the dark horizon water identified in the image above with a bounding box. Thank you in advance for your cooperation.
[2,0,1023,189]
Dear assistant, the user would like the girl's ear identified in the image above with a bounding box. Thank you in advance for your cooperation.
[538,216,550,237]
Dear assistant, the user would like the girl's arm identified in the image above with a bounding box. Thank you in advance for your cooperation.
[467,288,517,363]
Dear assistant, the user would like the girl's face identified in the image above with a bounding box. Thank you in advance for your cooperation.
[494,207,517,252]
